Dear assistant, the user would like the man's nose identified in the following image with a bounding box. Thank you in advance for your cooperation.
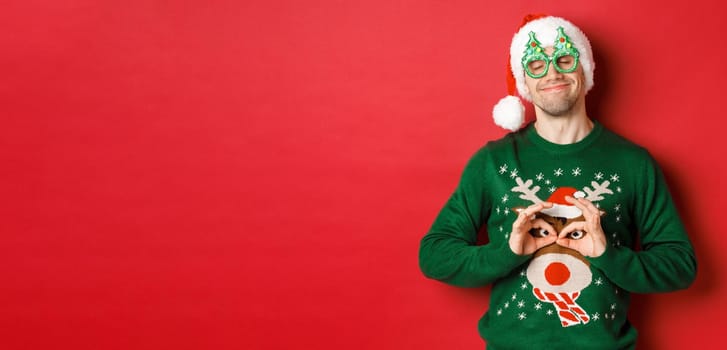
[545,62,565,79]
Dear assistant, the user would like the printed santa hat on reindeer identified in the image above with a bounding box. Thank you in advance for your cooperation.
[541,187,586,219]
[511,176,613,217]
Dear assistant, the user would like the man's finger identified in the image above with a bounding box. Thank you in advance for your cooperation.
[565,196,599,217]
[520,202,553,218]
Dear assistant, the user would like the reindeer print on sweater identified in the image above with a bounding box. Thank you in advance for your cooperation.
[494,164,624,328]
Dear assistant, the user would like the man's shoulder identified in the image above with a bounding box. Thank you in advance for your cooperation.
[482,128,527,150]
[461,131,522,169]
[597,125,650,156]
[595,125,662,172]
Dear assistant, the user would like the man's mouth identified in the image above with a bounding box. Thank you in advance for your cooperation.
[540,83,570,93]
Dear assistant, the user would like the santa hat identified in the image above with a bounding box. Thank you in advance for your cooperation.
[493,15,595,131]
[541,187,585,219]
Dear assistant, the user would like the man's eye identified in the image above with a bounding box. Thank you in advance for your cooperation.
[556,55,576,70]
[529,228,550,237]
[527,60,546,72]
[567,230,586,240]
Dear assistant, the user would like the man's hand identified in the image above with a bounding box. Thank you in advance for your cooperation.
[509,202,557,255]
[556,196,607,257]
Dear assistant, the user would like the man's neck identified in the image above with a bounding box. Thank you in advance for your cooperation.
[533,112,593,145]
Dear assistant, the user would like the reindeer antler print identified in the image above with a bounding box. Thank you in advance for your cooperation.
[582,181,613,202]
[511,177,544,204]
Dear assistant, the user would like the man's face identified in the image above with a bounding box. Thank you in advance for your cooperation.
[523,47,586,117]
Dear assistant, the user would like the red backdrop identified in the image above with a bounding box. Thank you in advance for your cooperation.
[1,1,724,349]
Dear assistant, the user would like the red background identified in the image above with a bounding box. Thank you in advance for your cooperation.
[1,1,724,349]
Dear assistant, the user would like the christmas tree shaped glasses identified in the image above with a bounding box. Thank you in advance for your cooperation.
[522,26,580,79]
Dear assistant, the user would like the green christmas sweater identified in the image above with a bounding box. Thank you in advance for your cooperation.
[419,121,697,350]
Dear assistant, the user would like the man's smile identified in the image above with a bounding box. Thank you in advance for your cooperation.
[540,82,570,93]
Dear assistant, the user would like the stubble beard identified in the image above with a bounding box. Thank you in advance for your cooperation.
[536,93,578,117]
[533,79,580,117]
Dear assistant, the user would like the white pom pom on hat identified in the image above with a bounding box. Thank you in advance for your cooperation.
[493,95,524,131]
[492,14,595,131]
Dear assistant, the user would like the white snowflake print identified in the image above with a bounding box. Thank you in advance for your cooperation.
[499,164,508,174]
[594,172,604,180]
[610,173,620,182]
[610,303,617,310]
[616,186,622,193]
[572,167,582,176]
[501,194,509,203]
[520,282,528,290]
[614,204,621,212]
[549,186,556,193]
[615,215,621,222]
[497,309,503,316]
[517,300,526,308]
[594,278,603,286]
[592,312,600,321]
[520,270,526,277]
[536,173,544,181]
[510,169,519,179]
[534,303,543,310]
[518,312,527,320]
[511,293,518,301]
[554,168,564,176]
[546,309,553,316]
[504,302,510,309]
[495,207,501,214]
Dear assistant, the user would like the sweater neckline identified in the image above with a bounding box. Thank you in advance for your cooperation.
[525,120,603,154]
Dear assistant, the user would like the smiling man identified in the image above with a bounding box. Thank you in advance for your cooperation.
[419,15,696,349]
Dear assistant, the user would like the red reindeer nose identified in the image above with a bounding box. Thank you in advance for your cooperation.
[544,262,571,285]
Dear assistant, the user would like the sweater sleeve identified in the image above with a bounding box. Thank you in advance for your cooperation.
[587,153,697,293]
[418,148,530,288]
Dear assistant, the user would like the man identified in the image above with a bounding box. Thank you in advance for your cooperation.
[418,15,696,349]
